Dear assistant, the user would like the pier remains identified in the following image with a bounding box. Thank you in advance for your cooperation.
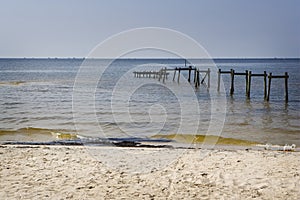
[134,66,289,102]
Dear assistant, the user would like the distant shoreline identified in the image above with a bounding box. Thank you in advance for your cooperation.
[0,57,299,60]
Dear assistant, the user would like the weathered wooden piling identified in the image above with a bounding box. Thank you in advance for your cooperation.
[264,71,267,99]
[230,69,235,95]
[197,70,200,87]
[173,68,177,81]
[188,66,192,82]
[247,71,252,98]
[162,67,166,83]
[217,69,221,91]
[195,70,200,88]
[194,68,197,83]
[158,69,162,81]
[207,68,210,88]
[247,71,250,97]
[267,73,272,101]
[285,72,289,102]
[195,70,198,88]
[245,70,249,96]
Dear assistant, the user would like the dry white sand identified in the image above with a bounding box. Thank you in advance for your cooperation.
[0,145,299,199]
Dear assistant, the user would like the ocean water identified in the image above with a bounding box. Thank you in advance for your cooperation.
[0,58,299,146]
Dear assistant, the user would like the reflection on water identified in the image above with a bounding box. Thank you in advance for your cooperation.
[223,98,299,145]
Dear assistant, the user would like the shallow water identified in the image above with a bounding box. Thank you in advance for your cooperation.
[0,58,299,146]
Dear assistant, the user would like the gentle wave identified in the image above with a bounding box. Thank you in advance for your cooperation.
[0,81,26,86]
[0,127,77,140]
[152,134,259,146]
[0,127,259,146]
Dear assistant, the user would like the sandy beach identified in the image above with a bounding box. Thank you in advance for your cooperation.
[0,145,299,199]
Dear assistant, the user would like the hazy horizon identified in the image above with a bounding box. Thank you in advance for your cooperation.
[0,0,299,58]
[0,57,299,59]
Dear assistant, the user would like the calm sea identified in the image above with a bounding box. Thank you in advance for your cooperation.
[0,58,299,146]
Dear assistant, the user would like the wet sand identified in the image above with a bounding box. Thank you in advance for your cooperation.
[0,145,299,199]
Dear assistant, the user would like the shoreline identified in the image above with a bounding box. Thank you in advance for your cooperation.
[1,144,299,199]
[1,140,299,152]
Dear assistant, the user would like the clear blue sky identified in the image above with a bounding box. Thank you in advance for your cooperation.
[0,0,299,58]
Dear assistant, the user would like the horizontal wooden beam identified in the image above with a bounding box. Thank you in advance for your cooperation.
[234,73,247,75]
[219,71,231,74]
[268,75,289,78]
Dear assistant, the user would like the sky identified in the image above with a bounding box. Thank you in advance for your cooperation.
[0,0,299,58]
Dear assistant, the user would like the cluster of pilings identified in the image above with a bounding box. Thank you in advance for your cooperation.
[172,66,210,88]
[133,71,169,79]
[218,69,289,102]
[133,68,170,83]
[133,66,210,87]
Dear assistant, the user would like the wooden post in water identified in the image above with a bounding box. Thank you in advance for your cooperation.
[194,70,197,87]
[188,66,192,82]
[217,69,221,92]
[173,68,177,81]
[158,69,162,81]
[207,68,210,88]
[247,71,252,98]
[267,73,272,101]
[245,70,249,96]
[285,72,289,102]
[230,69,235,95]
[194,68,197,83]
[162,68,166,83]
[165,68,168,80]
[177,68,181,83]
[264,71,267,100]
[197,70,200,87]
[195,70,200,88]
